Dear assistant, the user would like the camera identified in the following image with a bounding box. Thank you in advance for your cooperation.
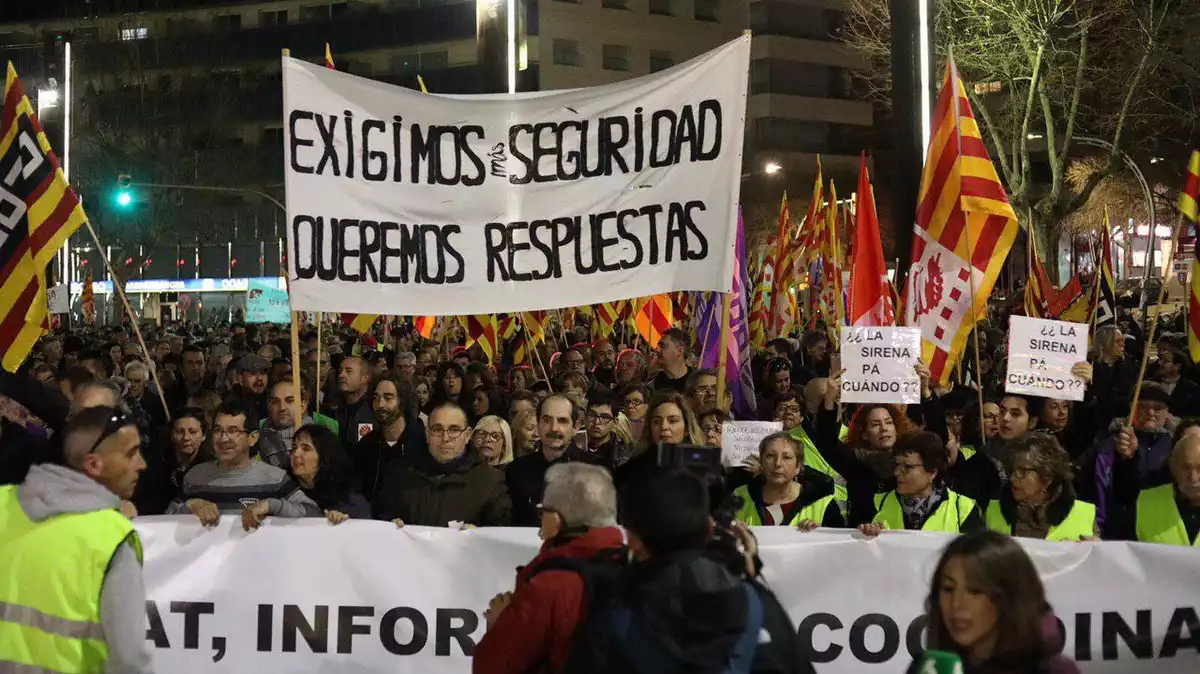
[654,443,749,574]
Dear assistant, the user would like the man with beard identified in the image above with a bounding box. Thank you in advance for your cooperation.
[334,356,376,448]
[227,354,270,419]
[357,372,428,507]
[505,394,603,526]
[590,339,617,390]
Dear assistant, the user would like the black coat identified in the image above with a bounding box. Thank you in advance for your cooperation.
[374,451,512,527]
[355,421,428,507]
[506,444,605,526]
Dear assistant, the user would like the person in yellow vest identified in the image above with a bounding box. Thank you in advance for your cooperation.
[732,432,845,530]
[985,433,1097,541]
[859,431,983,536]
[0,405,152,673]
[1130,435,1200,546]
[769,389,850,510]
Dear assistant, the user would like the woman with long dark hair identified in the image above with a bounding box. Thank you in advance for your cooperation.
[289,424,371,523]
[909,531,1079,673]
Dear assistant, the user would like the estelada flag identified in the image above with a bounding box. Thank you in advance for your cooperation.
[903,59,1020,385]
[0,63,89,371]
[1093,209,1118,330]
[1181,151,1200,361]
[848,154,894,326]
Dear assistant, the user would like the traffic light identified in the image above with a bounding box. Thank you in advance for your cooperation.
[115,174,133,208]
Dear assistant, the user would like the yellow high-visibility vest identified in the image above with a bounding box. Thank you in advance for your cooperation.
[985,498,1096,541]
[0,484,143,674]
[733,484,836,526]
[1136,484,1200,546]
[789,426,847,507]
[873,489,977,533]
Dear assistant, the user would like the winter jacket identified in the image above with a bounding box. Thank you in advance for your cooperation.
[734,470,845,528]
[374,451,512,526]
[473,527,626,674]
[13,464,152,674]
[332,396,376,448]
[356,421,429,507]
[1087,427,1172,532]
[0,373,68,485]
[507,444,605,526]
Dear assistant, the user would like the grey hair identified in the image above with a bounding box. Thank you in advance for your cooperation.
[124,361,149,379]
[396,351,417,365]
[542,463,617,529]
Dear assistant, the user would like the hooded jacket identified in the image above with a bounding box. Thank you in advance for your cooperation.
[15,464,152,674]
[374,450,512,526]
[473,527,626,674]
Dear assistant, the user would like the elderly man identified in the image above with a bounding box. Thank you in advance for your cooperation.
[1124,435,1200,545]
[474,463,623,674]
[395,351,418,380]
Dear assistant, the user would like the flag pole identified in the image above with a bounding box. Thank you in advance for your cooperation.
[716,292,733,412]
[282,46,303,428]
[82,222,170,421]
[518,312,553,392]
[1128,208,1188,420]
[1089,213,1106,334]
[315,311,323,407]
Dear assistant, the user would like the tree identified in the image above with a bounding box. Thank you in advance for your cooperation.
[843,0,1199,278]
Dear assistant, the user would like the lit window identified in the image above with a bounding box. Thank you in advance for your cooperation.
[119,26,148,41]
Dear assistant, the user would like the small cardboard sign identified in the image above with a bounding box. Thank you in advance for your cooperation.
[47,283,69,314]
[720,420,783,468]
[839,326,922,404]
[1006,316,1088,401]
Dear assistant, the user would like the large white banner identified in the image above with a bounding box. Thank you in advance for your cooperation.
[138,518,1200,673]
[282,37,749,316]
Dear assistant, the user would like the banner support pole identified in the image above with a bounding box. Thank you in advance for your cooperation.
[1129,209,1187,420]
[82,221,170,421]
[716,291,733,412]
[315,311,323,408]
[282,46,303,429]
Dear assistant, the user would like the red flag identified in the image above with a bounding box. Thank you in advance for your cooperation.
[848,155,894,326]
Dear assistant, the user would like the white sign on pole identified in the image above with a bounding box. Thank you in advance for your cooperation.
[47,283,69,313]
[720,420,783,467]
[135,518,1200,674]
[1006,315,1088,401]
[839,326,922,404]
[282,37,750,316]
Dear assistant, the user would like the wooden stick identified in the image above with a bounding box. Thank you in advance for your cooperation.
[1128,209,1187,420]
[716,291,733,412]
[315,311,323,408]
[82,221,170,421]
[281,47,302,428]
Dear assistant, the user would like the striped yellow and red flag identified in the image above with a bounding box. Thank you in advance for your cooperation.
[520,311,547,345]
[0,64,89,371]
[341,313,378,334]
[81,270,95,326]
[1181,151,1200,362]
[324,43,335,69]
[903,59,1020,385]
[672,292,690,326]
[633,294,674,348]
[463,314,499,364]
[414,315,436,339]
[1023,227,1050,319]
[593,302,620,338]
[768,193,797,338]
[748,251,768,348]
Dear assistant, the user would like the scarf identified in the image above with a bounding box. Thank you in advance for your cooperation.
[900,481,948,530]
[1014,485,1058,539]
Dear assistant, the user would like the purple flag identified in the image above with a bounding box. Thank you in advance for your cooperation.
[698,210,757,418]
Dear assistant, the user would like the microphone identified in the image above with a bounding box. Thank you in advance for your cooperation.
[915,650,964,674]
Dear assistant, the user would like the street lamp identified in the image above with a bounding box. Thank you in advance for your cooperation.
[37,87,59,115]
[764,162,782,176]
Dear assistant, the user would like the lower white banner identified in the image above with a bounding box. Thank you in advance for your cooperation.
[137,518,1200,673]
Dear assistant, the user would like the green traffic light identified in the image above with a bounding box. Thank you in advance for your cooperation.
[116,190,133,207]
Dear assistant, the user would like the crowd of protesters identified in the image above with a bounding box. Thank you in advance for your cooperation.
[0,306,1197,549]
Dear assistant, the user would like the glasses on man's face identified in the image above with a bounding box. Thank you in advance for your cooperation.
[213,427,249,439]
[429,425,467,439]
[586,411,615,424]
[473,430,503,443]
[777,404,802,416]
[694,385,717,397]
[624,398,646,408]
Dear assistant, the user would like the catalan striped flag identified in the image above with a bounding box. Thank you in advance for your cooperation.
[768,193,797,338]
[594,302,620,338]
[340,313,378,334]
[324,43,335,69]
[634,294,673,348]
[521,311,547,345]
[463,314,499,364]
[903,59,1020,385]
[81,270,95,326]
[414,315,436,339]
[1182,151,1200,362]
[1023,227,1051,319]
[0,64,89,371]
[748,251,768,348]
[1093,209,1118,330]
[672,292,690,326]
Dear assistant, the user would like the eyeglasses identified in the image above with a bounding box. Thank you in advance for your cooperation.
[777,404,802,415]
[894,462,926,475]
[473,430,504,442]
[86,411,131,455]
[586,411,615,423]
[701,423,723,435]
[624,398,646,407]
[213,427,250,438]
[429,425,467,439]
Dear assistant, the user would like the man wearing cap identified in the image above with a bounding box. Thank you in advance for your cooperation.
[229,353,271,419]
[0,406,151,673]
[1089,382,1175,534]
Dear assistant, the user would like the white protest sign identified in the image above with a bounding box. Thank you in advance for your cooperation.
[136,518,1200,674]
[1006,315,1088,401]
[839,326,922,404]
[282,37,749,316]
[47,283,69,313]
[720,420,783,467]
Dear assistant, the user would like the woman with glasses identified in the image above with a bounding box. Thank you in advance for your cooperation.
[471,415,514,467]
[986,433,1097,541]
[618,383,651,442]
[860,432,984,536]
[289,424,371,524]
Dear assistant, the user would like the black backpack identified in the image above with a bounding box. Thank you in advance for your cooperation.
[525,549,815,674]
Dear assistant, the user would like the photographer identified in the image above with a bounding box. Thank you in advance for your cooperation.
[557,468,814,674]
